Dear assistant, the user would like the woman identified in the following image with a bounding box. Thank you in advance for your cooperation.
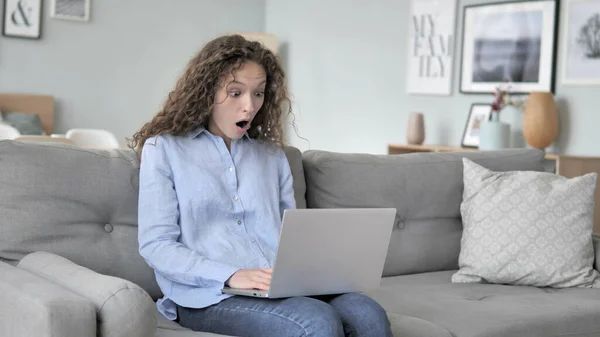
[130,34,392,337]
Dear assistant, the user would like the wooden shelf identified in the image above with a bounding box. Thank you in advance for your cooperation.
[387,143,562,160]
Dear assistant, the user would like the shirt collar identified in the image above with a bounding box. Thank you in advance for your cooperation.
[187,127,206,139]
[187,127,254,143]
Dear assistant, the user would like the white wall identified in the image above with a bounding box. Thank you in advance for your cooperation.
[0,0,265,145]
[267,0,600,156]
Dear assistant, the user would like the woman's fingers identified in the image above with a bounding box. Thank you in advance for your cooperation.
[227,269,274,290]
[252,281,270,290]
[251,274,271,285]
[258,269,273,279]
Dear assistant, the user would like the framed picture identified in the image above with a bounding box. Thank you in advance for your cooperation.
[459,0,559,94]
[406,0,458,96]
[2,0,42,39]
[461,103,492,148]
[561,0,600,85]
[50,0,91,22]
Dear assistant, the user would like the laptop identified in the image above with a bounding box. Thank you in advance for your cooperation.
[221,208,396,299]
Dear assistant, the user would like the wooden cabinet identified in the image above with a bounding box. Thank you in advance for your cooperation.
[388,144,600,233]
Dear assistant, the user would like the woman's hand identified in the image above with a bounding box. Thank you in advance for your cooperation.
[225,268,272,290]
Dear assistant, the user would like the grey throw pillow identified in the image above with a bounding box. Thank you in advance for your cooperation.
[452,158,600,288]
[2,112,43,135]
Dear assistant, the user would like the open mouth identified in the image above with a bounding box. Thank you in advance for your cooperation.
[236,120,250,129]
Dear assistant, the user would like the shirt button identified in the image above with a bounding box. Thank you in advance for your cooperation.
[251,239,256,243]
[228,167,233,172]
[233,196,238,201]
[237,220,242,225]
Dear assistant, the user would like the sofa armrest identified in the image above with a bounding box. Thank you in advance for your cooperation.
[18,251,156,337]
[0,260,96,337]
[593,234,600,271]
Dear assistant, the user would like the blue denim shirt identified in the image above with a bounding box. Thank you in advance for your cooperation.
[137,128,296,320]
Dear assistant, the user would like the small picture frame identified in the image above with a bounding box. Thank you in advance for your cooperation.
[459,0,559,94]
[50,0,91,22]
[561,0,600,85]
[461,103,493,148]
[2,0,42,39]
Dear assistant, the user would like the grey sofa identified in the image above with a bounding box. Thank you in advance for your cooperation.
[1,139,599,337]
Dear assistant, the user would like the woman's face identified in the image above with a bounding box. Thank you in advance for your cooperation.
[208,61,267,148]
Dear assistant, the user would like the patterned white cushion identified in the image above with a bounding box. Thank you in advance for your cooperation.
[452,158,600,288]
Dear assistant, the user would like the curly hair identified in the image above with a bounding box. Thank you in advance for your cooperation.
[129,34,292,158]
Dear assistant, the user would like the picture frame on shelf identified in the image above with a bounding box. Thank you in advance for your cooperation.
[461,103,492,148]
[459,0,559,94]
[560,0,600,85]
[2,0,42,39]
[405,0,458,96]
[50,0,91,22]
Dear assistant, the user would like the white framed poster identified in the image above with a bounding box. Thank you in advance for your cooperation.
[561,0,600,85]
[459,0,559,94]
[2,0,42,39]
[50,0,91,22]
[406,0,458,96]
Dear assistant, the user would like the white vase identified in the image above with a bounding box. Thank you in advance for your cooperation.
[479,115,510,150]
[499,105,525,148]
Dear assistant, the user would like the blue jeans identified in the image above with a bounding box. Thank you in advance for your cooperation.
[177,292,393,337]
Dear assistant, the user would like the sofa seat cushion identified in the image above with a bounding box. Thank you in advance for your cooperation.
[366,271,600,337]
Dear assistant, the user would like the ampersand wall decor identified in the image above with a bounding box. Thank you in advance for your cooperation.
[2,0,42,39]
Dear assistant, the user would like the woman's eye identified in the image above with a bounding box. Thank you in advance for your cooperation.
[255,92,265,97]
[229,91,241,97]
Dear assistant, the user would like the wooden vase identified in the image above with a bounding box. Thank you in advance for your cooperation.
[522,92,559,149]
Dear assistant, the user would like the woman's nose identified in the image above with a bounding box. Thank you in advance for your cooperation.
[244,96,256,114]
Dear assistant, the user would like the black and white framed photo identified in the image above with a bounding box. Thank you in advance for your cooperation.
[50,0,91,22]
[561,0,600,85]
[405,0,458,96]
[2,0,42,39]
[461,103,492,148]
[459,0,559,94]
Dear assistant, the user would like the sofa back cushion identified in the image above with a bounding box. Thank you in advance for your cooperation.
[0,140,162,298]
[283,146,307,209]
[302,148,545,277]
[0,140,306,300]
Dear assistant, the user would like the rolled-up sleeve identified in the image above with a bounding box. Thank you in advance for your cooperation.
[137,137,239,286]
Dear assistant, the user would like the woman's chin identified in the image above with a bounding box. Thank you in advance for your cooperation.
[233,126,249,137]
[226,131,244,141]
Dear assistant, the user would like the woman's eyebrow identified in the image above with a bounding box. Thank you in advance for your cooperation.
[231,80,267,86]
